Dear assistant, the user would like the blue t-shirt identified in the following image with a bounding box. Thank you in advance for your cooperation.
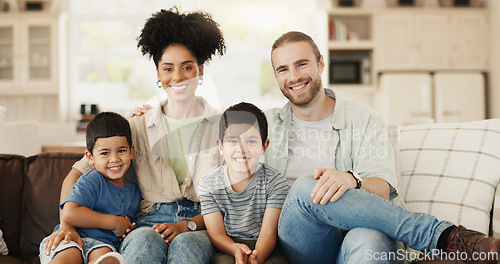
[56,170,142,249]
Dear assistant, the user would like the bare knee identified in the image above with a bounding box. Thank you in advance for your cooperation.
[49,247,83,264]
[88,246,113,264]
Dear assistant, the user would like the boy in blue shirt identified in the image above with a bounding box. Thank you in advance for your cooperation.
[198,102,289,264]
[39,112,141,264]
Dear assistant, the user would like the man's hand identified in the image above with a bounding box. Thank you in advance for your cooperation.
[311,168,357,205]
[128,104,152,118]
[43,222,83,255]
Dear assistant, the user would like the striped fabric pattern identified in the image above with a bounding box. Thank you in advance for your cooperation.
[397,119,500,235]
[198,163,288,240]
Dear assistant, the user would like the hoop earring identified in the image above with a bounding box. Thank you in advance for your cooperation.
[157,80,163,89]
[199,76,204,86]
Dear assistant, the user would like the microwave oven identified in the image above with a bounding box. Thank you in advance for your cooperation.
[329,55,371,85]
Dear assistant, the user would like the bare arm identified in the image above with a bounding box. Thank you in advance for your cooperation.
[60,168,83,205]
[204,212,253,264]
[62,202,131,237]
[253,207,281,263]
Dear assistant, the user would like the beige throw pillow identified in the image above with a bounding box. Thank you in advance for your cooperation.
[398,119,500,234]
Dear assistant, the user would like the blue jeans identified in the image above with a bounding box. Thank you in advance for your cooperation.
[39,237,116,264]
[119,200,215,264]
[278,176,453,264]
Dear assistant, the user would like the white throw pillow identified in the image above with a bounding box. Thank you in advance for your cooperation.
[398,119,500,234]
[0,229,8,255]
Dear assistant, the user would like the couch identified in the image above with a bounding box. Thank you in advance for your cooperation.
[0,152,83,264]
[0,119,499,264]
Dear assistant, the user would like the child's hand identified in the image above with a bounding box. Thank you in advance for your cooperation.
[233,243,253,264]
[248,250,259,264]
[112,216,132,237]
[120,221,137,241]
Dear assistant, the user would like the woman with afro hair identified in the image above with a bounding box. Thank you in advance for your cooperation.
[44,7,226,264]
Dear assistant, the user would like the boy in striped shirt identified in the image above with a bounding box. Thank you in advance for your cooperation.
[198,102,289,264]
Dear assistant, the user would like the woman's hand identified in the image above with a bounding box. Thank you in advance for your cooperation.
[152,221,188,243]
[43,222,83,255]
[128,104,152,118]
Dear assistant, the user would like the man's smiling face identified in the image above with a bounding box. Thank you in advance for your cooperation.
[271,41,324,107]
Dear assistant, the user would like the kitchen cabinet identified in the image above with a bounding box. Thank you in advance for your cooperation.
[376,10,489,71]
[434,72,485,123]
[377,73,434,126]
[0,13,67,95]
[376,13,449,70]
[450,14,489,70]
[376,72,485,126]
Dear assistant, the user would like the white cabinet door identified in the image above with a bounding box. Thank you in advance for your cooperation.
[376,10,488,71]
[22,16,59,93]
[0,20,19,88]
[377,73,433,125]
[0,13,63,95]
[377,13,449,70]
[415,15,449,69]
[434,72,485,123]
[451,14,489,70]
[376,14,413,70]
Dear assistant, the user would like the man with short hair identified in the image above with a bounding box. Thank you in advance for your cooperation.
[264,31,500,264]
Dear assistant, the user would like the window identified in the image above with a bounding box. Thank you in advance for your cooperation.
[69,0,321,118]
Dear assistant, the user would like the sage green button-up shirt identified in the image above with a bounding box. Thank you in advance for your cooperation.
[264,89,403,205]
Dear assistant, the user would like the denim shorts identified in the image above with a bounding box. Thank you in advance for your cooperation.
[39,236,116,264]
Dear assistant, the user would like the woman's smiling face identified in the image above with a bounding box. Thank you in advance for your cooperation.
[157,44,204,103]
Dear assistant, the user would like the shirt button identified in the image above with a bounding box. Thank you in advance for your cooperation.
[283,155,287,160]
[189,156,193,161]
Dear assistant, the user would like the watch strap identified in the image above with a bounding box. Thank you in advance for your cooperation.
[347,170,362,189]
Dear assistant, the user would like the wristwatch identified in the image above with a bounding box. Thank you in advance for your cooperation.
[183,219,197,231]
[347,170,363,189]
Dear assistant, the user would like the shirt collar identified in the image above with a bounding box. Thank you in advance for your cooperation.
[277,88,345,129]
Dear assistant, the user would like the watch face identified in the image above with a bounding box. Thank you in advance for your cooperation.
[187,220,197,231]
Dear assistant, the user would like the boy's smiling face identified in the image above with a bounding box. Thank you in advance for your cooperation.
[218,123,269,179]
[85,136,134,187]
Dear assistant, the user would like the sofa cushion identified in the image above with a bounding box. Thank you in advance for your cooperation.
[0,255,23,264]
[20,152,83,258]
[0,154,26,257]
[398,119,500,234]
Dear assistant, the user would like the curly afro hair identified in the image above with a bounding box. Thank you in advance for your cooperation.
[137,7,226,68]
